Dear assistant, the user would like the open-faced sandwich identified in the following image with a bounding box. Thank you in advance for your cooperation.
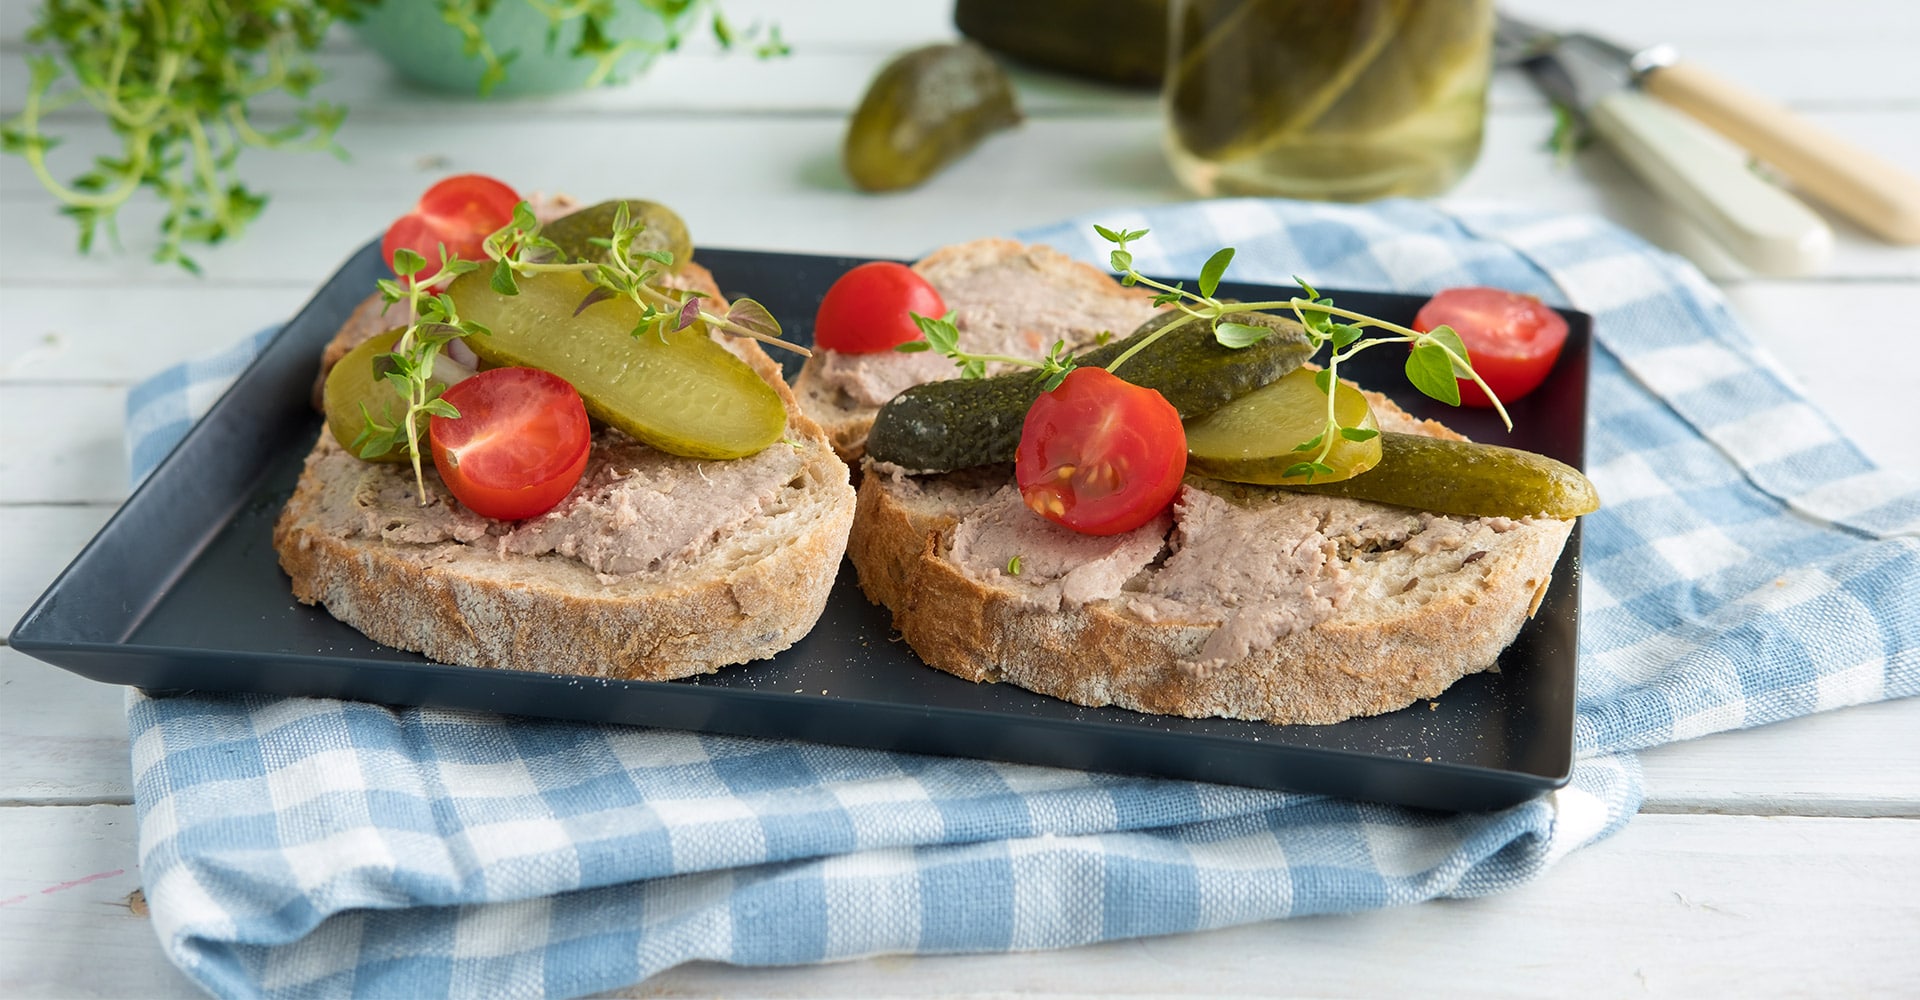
[829,228,1598,725]
[274,176,855,680]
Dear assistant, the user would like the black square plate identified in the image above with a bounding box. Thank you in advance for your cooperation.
[10,244,1588,812]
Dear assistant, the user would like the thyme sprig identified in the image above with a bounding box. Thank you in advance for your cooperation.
[1,0,352,272]
[360,248,490,501]
[482,201,807,357]
[898,226,1509,482]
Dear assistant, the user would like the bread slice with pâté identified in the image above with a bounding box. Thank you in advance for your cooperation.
[847,391,1574,725]
[274,263,857,680]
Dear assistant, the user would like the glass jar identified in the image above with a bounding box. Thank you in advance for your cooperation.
[1163,0,1493,201]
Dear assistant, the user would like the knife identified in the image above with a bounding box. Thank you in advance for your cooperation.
[1500,13,1920,246]
[1498,14,1834,276]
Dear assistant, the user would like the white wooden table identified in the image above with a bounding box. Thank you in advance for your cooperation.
[3,1,1916,996]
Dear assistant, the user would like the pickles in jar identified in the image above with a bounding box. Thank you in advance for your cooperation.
[1164,0,1492,200]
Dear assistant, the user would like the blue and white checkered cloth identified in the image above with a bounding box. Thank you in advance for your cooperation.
[123,200,1919,999]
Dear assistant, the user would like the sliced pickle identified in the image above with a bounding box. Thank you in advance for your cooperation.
[1283,432,1600,519]
[542,199,692,268]
[1184,368,1381,484]
[324,329,413,462]
[447,270,784,459]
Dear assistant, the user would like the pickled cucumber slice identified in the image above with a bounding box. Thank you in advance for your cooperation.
[866,309,1311,471]
[1184,368,1381,484]
[542,199,692,268]
[844,42,1021,192]
[324,329,412,462]
[1279,431,1600,519]
[447,271,785,459]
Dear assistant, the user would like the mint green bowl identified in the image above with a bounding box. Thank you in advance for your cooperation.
[351,0,701,96]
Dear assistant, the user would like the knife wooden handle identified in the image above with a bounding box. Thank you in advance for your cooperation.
[1642,60,1920,244]
[1589,90,1832,276]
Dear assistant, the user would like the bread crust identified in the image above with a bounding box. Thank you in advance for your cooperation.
[847,401,1574,725]
[275,263,856,680]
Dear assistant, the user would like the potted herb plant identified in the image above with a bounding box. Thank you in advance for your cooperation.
[1,0,772,271]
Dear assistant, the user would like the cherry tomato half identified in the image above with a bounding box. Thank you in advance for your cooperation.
[381,173,521,278]
[1412,287,1570,407]
[813,261,948,353]
[429,367,591,521]
[1015,367,1187,536]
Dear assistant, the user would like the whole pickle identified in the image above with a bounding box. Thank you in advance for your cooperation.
[844,42,1022,193]
[867,309,1310,471]
[1278,431,1600,519]
[541,199,693,268]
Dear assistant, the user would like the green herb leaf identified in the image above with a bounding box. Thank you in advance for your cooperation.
[1110,249,1133,273]
[1007,555,1023,576]
[1406,344,1463,405]
[911,311,960,355]
[723,297,782,340]
[490,259,519,296]
[894,341,931,352]
[1339,426,1380,442]
[1213,321,1270,348]
[1422,324,1473,375]
[1313,368,1334,395]
[1094,224,1124,244]
[1292,434,1325,453]
[1198,247,1235,298]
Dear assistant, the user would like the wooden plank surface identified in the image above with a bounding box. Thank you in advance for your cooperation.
[2,0,1916,995]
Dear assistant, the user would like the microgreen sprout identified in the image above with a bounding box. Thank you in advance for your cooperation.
[360,248,489,502]
[893,226,1509,482]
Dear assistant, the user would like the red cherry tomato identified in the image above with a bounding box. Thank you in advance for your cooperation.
[381,174,520,278]
[813,261,948,353]
[429,367,591,521]
[1015,367,1187,536]
[1412,287,1570,407]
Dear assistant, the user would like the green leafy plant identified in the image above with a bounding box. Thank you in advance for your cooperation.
[903,225,1509,482]
[4,0,775,271]
[3,0,359,273]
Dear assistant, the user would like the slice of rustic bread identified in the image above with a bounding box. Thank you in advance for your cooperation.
[793,238,1162,465]
[847,395,1573,725]
[275,266,856,680]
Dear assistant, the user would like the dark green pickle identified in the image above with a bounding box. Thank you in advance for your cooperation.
[1278,431,1600,519]
[844,42,1022,192]
[866,310,1311,471]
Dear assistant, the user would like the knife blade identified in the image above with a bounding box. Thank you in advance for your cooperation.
[1500,13,1833,276]
[1501,12,1920,247]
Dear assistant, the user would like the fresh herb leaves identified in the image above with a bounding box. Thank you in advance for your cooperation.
[1087,230,1507,480]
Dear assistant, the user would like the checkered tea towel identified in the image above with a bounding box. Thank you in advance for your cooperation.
[121,199,1919,999]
